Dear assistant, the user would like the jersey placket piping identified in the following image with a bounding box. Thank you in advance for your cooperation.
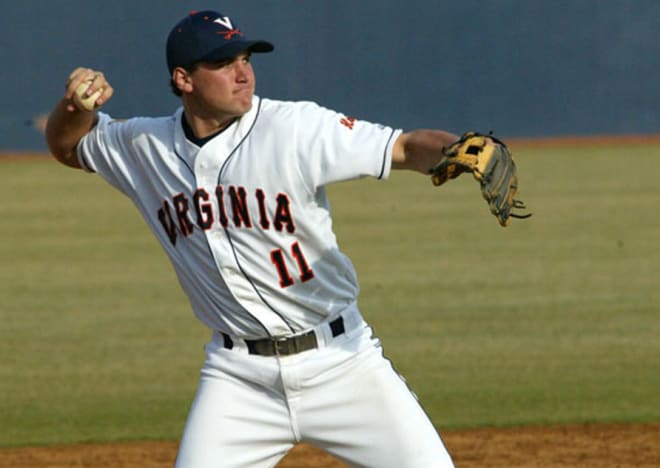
[214,98,297,337]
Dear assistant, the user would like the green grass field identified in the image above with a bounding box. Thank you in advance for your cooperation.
[1,144,659,448]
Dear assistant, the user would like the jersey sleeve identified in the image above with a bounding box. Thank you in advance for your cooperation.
[292,101,402,190]
[76,112,141,196]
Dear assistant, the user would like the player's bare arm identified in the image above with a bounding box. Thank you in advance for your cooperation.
[45,68,113,169]
[391,129,459,173]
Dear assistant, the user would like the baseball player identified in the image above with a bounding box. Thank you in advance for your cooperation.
[46,10,459,467]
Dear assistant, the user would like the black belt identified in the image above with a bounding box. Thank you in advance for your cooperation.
[222,316,345,357]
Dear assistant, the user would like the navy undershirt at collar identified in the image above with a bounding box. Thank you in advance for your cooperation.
[181,114,237,147]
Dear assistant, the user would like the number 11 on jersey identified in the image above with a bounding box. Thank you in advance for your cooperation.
[270,241,315,288]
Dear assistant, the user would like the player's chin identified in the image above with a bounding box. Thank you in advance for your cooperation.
[234,96,254,114]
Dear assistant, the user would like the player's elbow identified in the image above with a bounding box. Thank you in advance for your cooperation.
[53,150,82,169]
[390,132,416,171]
[45,134,82,169]
[391,132,431,174]
[45,124,83,170]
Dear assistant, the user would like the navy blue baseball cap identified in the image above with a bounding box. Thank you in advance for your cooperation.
[166,10,274,73]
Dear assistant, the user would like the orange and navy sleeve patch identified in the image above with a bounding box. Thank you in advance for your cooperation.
[339,116,356,130]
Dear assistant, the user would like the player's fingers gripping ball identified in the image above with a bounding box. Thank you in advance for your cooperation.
[73,80,104,112]
[429,131,532,226]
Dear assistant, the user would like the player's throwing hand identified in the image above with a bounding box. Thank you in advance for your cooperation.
[64,67,113,112]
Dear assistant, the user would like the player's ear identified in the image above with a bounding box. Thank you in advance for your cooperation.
[172,67,193,94]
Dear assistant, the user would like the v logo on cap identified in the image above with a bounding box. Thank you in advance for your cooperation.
[214,16,234,29]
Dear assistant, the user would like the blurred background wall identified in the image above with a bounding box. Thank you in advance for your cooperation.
[1,0,658,151]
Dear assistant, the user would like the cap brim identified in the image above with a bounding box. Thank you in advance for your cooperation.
[201,40,274,64]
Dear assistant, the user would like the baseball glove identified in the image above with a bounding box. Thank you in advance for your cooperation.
[430,132,531,227]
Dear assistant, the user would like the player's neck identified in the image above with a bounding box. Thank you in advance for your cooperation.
[182,113,237,146]
[182,111,238,140]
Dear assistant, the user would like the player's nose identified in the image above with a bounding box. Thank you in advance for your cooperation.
[234,60,252,81]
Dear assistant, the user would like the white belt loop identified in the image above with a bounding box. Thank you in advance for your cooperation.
[315,303,364,348]
[341,303,364,334]
[217,331,250,354]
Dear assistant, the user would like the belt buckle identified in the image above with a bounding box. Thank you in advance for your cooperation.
[273,336,297,356]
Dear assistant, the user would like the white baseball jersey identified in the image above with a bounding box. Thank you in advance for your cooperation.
[78,96,401,339]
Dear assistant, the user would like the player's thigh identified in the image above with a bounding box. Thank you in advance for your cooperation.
[175,373,295,468]
[299,345,454,467]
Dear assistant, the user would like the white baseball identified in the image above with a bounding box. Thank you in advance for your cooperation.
[73,81,103,111]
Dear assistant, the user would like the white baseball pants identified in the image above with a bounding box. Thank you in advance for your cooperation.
[174,309,454,467]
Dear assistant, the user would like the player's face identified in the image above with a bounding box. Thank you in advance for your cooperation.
[188,52,256,120]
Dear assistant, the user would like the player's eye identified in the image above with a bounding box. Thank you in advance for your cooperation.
[213,59,233,69]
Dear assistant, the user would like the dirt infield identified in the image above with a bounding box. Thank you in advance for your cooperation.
[2,423,659,467]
